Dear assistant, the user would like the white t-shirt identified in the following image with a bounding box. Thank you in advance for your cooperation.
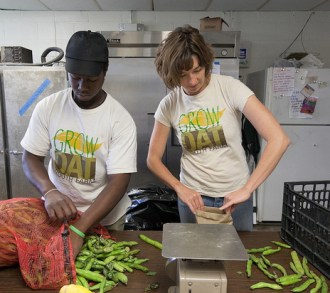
[155,74,254,197]
[21,88,137,225]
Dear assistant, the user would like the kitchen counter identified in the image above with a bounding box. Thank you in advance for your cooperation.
[0,230,328,292]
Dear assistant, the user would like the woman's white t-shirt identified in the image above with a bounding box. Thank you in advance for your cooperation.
[155,74,254,197]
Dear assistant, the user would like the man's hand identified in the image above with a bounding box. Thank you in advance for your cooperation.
[44,190,77,222]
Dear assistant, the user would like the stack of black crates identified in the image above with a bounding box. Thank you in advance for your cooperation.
[281,180,329,279]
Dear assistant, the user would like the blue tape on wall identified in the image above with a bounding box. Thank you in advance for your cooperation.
[19,78,51,116]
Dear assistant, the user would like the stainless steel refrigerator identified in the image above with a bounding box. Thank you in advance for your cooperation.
[246,67,330,222]
[0,94,7,200]
[100,30,241,189]
[0,66,67,199]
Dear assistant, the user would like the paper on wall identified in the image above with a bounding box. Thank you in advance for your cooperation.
[289,89,318,119]
[290,90,305,118]
[300,84,315,98]
[300,96,318,117]
[273,67,295,96]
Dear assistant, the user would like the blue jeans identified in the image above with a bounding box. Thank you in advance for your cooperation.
[178,195,253,231]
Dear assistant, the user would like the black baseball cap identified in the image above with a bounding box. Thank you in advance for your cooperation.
[65,30,109,76]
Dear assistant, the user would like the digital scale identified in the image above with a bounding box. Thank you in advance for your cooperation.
[162,223,248,293]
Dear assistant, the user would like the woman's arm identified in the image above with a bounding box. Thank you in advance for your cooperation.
[221,95,291,212]
[147,120,204,213]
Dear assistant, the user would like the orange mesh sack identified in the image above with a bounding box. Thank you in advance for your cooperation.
[0,198,76,289]
[0,223,17,267]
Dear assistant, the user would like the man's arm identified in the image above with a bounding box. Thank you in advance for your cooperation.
[73,173,131,233]
[69,173,131,258]
[22,150,78,220]
[22,150,55,196]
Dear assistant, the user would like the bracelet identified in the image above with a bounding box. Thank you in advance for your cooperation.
[42,188,58,199]
[69,225,86,238]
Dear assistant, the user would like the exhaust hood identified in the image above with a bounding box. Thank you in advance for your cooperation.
[100,30,240,58]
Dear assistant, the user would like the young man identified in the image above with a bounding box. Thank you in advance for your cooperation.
[21,31,137,257]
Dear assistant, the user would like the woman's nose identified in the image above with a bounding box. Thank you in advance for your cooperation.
[187,74,198,86]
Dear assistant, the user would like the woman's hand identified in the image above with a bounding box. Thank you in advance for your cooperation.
[44,190,77,222]
[175,183,204,214]
[220,186,251,214]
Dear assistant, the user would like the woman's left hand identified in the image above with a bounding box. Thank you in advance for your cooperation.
[219,186,251,214]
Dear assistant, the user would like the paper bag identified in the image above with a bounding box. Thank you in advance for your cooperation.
[195,207,233,224]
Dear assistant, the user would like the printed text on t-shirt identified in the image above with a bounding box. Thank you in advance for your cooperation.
[178,107,228,152]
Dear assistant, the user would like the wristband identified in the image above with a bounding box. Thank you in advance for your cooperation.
[69,225,86,238]
[44,188,58,197]
[42,188,58,200]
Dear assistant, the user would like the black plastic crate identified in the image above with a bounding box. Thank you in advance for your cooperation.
[281,181,330,279]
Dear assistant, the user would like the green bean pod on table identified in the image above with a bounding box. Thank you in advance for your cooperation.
[74,235,155,292]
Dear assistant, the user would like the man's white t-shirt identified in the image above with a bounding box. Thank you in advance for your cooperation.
[155,74,254,197]
[21,88,137,225]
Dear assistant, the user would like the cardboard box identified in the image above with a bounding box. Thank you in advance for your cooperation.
[200,17,228,32]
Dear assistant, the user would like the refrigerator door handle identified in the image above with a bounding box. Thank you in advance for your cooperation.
[9,150,23,155]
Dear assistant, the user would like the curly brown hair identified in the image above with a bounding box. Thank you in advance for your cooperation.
[154,25,214,90]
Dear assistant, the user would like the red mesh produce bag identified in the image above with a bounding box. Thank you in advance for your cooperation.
[0,225,17,267]
[0,198,76,289]
[0,198,111,289]
[0,198,76,288]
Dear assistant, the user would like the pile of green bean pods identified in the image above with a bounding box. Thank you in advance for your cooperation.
[245,241,328,292]
[74,235,157,292]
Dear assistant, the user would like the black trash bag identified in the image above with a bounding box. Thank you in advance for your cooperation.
[241,114,260,164]
[124,184,180,230]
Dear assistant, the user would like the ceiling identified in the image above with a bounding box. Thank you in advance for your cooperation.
[0,0,330,12]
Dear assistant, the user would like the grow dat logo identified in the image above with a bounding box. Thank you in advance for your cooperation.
[52,129,102,182]
[178,106,228,153]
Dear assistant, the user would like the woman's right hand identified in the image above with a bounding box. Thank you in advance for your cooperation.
[44,190,77,222]
[175,183,204,214]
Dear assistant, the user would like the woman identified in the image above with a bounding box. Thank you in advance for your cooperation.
[147,25,290,231]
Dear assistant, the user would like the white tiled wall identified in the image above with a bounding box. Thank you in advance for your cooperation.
[0,10,329,78]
